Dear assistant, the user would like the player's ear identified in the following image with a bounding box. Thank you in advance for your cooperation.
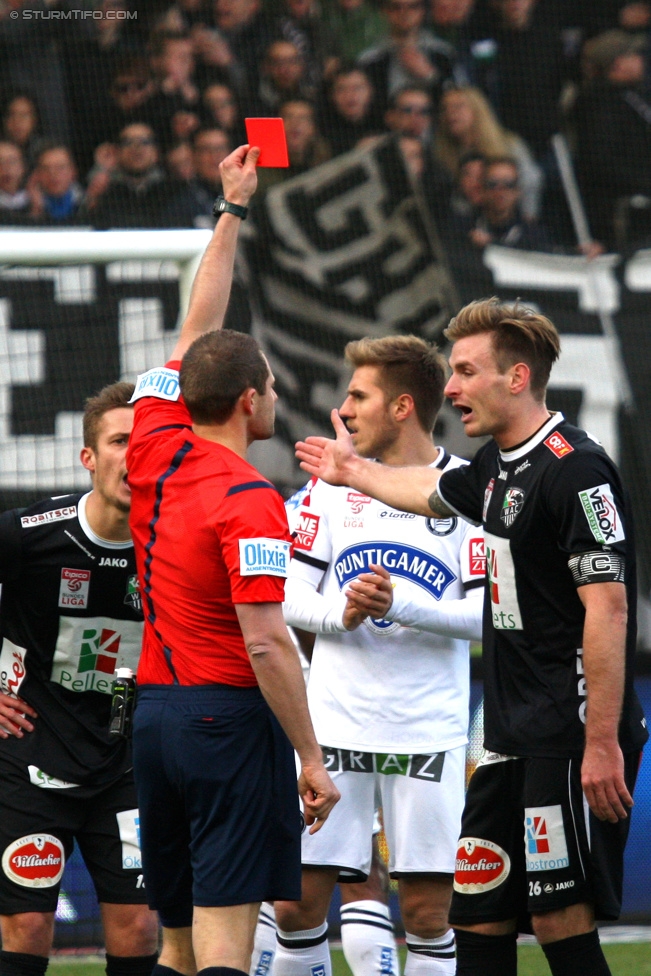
[241,387,256,416]
[393,392,414,422]
[509,362,530,396]
[80,446,96,474]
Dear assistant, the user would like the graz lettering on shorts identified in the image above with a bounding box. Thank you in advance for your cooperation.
[21,506,76,528]
[568,550,625,586]
[321,747,445,782]
[131,366,180,401]
[238,538,291,578]
[334,543,456,600]
[525,805,569,872]
[2,834,65,888]
[454,838,510,893]
[578,483,625,544]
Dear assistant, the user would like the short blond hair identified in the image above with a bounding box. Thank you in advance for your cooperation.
[444,297,560,400]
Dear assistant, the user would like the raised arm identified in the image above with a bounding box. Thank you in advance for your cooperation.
[170,143,260,362]
[295,410,452,517]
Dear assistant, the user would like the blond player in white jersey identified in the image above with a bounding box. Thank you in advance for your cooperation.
[273,336,485,976]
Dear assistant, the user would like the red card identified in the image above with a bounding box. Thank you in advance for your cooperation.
[245,118,289,167]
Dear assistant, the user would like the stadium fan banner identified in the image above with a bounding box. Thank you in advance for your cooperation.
[240,136,458,483]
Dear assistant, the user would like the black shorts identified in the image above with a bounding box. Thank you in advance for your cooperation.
[132,684,302,928]
[449,751,641,929]
[0,755,148,914]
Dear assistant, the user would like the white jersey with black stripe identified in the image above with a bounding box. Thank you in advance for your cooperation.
[284,450,484,754]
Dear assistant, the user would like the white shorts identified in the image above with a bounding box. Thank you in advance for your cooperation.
[302,745,466,879]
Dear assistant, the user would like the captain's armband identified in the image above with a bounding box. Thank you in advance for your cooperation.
[568,550,625,586]
[427,488,454,518]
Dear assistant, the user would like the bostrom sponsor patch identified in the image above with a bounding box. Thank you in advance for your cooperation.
[116,809,142,870]
[454,837,510,893]
[293,512,320,550]
[21,507,76,529]
[2,834,65,888]
[130,366,180,402]
[239,538,291,577]
[578,483,625,544]
[544,431,574,458]
[525,804,569,872]
[58,568,91,609]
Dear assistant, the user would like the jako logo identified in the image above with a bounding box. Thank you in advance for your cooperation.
[526,815,549,854]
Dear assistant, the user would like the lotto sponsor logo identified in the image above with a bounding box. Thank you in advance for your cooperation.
[469,538,486,575]
[2,834,65,888]
[578,483,625,544]
[58,567,91,609]
[21,506,76,528]
[334,542,456,600]
[454,837,510,893]
[347,492,372,515]
[524,805,569,871]
[293,512,320,550]
[79,627,121,675]
[131,366,180,402]
[544,432,574,458]
[239,538,291,578]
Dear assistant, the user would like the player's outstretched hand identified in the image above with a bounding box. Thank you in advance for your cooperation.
[296,410,359,486]
[0,693,37,739]
[343,564,393,631]
[219,144,260,208]
[581,740,633,823]
[299,762,341,834]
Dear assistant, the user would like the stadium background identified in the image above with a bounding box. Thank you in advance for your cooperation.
[0,0,650,946]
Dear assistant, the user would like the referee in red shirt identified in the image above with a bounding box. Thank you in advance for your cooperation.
[126,145,340,976]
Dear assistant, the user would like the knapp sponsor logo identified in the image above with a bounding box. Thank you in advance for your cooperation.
[544,432,574,458]
[21,506,76,529]
[454,837,510,893]
[578,483,625,545]
[239,538,291,578]
[2,834,65,888]
[334,542,456,600]
[58,568,91,609]
[293,512,320,551]
[131,366,180,402]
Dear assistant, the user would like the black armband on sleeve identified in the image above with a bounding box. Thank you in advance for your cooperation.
[568,551,625,586]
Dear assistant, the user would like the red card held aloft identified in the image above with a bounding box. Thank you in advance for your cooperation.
[245,118,289,167]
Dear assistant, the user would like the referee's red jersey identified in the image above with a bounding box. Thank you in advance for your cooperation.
[126,362,292,687]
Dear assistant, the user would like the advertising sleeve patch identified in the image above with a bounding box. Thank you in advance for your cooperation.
[293,512,320,551]
[544,432,574,458]
[524,805,569,872]
[578,484,625,544]
[454,837,510,893]
[2,834,65,888]
[239,538,291,577]
[130,367,180,402]
[468,537,486,576]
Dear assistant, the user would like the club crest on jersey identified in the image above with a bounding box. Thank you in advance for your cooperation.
[525,805,569,871]
[238,539,291,577]
[2,834,65,888]
[544,432,574,458]
[124,575,142,614]
[130,366,180,402]
[426,517,457,536]
[482,479,495,522]
[454,838,510,894]
[58,568,90,609]
[578,484,625,544]
[293,512,320,551]
[347,492,372,515]
[334,543,456,600]
[501,487,525,527]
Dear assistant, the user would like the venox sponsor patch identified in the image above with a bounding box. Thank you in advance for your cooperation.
[21,507,76,529]
[525,805,569,871]
[239,538,291,577]
[334,542,456,600]
[578,483,625,544]
[454,837,510,893]
[2,834,65,888]
[130,366,180,402]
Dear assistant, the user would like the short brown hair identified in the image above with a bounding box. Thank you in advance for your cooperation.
[344,335,447,433]
[83,381,135,451]
[444,297,560,399]
[180,330,269,425]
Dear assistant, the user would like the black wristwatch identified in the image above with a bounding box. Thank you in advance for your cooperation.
[212,195,248,220]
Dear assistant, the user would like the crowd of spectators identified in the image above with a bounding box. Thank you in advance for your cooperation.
[2,0,651,254]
